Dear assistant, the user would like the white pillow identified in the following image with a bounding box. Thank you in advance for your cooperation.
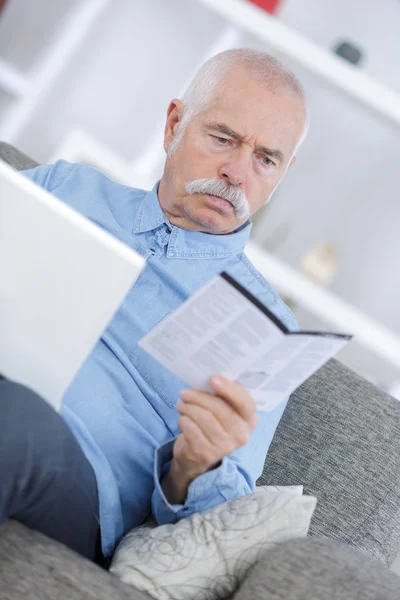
[110,486,316,600]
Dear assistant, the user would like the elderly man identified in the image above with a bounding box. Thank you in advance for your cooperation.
[0,49,307,564]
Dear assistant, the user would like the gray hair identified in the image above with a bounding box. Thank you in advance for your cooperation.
[169,48,308,155]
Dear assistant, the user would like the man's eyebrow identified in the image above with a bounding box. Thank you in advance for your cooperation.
[211,122,241,139]
[209,122,284,163]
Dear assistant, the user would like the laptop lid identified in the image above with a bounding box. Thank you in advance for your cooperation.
[0,159,145,410]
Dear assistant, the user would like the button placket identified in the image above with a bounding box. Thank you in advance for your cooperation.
[149,225,171,256]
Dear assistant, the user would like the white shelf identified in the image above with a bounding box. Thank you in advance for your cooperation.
[50,129,146,187]
[0,0,110,143]
[198,0,400,129]
[0,58,31,98]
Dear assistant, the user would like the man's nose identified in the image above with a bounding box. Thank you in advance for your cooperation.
[218,150,250,186]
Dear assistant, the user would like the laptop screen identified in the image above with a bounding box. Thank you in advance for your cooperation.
[0,160,144,410]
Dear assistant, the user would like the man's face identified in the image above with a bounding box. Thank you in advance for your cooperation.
[158,68,306,235]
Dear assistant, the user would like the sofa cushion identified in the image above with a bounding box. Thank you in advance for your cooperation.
[110,486,316,600]
[234,537,400,600]
[259,358,400,566]
[0,142,38,171]
[0,520,150,600]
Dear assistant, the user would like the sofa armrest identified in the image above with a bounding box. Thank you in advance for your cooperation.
[0,142,38,171]
[258,358,400,565]
[234,537,400,600]
[0,520,150,600]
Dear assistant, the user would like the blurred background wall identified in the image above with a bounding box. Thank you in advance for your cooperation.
[1,0,400,395]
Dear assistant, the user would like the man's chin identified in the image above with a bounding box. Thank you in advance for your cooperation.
[187,206,238,234]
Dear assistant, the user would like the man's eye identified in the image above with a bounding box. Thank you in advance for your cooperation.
[261,156,274,166]
[213,136,230,145]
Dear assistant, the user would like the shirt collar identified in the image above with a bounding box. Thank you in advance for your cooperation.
[132,181,252,259]
[133,181,167,233]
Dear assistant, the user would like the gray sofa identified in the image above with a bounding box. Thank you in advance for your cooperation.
[1,141,400,599]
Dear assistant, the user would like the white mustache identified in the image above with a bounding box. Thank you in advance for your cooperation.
[185,178,250,219]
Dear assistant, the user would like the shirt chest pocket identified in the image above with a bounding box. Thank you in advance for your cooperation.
[129,344,187,409]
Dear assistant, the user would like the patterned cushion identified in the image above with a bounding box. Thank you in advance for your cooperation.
[110,486,316,600]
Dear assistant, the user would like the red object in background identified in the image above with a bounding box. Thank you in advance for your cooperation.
[247,0,282,14]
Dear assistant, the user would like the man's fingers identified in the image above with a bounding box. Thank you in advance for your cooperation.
[210,375,258,428]
[179,388,244,433]
[177,415,220,468]
[177,400,237,449]
[175,381,257,473]
[181,377,258,430]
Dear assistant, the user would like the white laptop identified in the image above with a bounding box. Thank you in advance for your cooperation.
[0,159,144,410]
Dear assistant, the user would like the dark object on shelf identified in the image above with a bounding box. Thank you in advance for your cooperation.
[0,0,7,15]
[334,41,364,66]
[247,0,282,14]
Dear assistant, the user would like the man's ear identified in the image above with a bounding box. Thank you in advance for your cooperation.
[163,99,184,153]
[289,156,296,167]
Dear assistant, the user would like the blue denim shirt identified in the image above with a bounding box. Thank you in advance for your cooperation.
[22,161,297,556]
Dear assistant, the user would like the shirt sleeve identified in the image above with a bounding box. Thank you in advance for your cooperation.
[151,395,290,524]
[21,160,76,193]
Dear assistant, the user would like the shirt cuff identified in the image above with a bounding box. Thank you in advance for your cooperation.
[152,437,230,525]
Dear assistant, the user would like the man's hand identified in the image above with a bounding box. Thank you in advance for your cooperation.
[161,375,258,504]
